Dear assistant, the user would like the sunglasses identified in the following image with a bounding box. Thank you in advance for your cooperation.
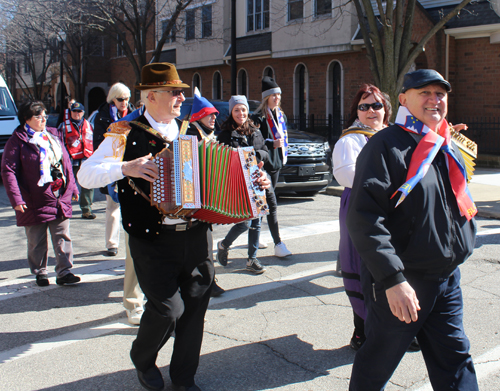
[358,102,384,111]
[33,114,47,121]
[116,97,130,102]
[152,90,185,97]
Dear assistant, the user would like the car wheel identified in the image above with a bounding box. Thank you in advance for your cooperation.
[295,191,318,197]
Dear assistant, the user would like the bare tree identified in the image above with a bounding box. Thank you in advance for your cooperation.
[0,0,58,101]
[85,0,195,87]
[353,0,475,108]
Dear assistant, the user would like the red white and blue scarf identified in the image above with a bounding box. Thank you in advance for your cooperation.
[110,104,127,123]
[392,106,477,221]
[266,107,288,164]
[26,124,53,186]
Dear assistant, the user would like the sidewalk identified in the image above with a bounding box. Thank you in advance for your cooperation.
[325,167,500,219]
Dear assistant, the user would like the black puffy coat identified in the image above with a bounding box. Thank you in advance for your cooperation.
[217,124,269,165]
[346,124,477,290]
[92,102,135,149]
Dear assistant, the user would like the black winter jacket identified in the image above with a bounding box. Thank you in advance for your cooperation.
[346,124,477,290]
[93,102,135,149]
[217,125,269,165]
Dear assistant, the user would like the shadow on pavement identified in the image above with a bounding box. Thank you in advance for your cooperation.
[37,334,354,391]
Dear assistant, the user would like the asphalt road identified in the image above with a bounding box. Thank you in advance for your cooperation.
[1,185,500,391]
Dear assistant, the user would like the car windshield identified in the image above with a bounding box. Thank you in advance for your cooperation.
[0,87,17,117]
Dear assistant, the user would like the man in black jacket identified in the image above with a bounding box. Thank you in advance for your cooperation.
[346,69,478,391]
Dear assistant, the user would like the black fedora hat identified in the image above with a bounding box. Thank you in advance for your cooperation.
[401,69,451,93]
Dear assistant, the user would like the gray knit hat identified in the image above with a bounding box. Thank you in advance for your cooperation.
[262,76,281,99]
[229,95,249,113]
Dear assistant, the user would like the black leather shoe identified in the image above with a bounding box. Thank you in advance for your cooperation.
[210,280,225,297]
[36,275,49,287]
[56,273,81,286]
[172,383,201,391]
[137,366,164,390]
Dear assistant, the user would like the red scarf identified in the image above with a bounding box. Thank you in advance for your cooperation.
[392,106,477,221]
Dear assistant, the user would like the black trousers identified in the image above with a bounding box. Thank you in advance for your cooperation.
[129,223,214,387]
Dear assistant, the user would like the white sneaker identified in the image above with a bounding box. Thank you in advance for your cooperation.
[274,242,292,257]
[126,307,144,325]
[258,242,268,249]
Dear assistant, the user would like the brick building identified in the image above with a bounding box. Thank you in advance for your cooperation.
[8,0,498,155]
[151,0,500,152]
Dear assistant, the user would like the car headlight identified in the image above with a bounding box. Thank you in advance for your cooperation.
[323,141,331,153]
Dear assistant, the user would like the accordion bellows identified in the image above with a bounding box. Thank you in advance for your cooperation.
[151,135,269,224]
[450,127,477,181]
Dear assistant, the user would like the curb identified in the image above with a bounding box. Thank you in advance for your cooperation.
[324,186,500,220]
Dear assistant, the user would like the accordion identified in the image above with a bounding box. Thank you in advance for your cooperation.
[450,126,478,181]
[151,135,268,224]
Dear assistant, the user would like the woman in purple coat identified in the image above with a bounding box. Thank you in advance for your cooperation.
[1,101,81,287]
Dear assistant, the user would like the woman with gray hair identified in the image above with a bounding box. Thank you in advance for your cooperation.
[93,83,135,148]
[91,83,143,325]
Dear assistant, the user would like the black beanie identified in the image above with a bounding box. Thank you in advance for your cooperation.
[262,76,281,99]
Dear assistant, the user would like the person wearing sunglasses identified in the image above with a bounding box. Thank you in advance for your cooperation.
[92,83,135,255]
[332,84,392,351]
[58,102,96,220]
[78,63,268,391]
[91,82,145,326]
[93,83,135,149]
[1,100,80,287]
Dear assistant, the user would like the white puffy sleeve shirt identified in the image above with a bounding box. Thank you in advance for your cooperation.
[77,133,125,189]
[332,133,368,189]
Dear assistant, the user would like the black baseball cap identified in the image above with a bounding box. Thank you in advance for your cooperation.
[401,69,451,93]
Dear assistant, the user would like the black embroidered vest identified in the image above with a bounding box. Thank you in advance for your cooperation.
[117,116,186,240]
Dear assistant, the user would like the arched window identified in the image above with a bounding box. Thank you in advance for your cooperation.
[237,69,248,96]
[212,71,222,100]
[294,63,308,127]
[263,66,274,79]
[326,61,342,142]
[192,73,201,95]
[87,87,106,115]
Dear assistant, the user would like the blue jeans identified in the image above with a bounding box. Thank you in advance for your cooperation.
[222,218,261,259]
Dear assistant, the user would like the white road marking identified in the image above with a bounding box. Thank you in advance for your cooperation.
[0,260,126,301]
[0,221,497,373]
[0,263,338,364]
[226,219,340,247]
[415,346,500,390]
[0,321,133,364]
[476,228,500,236]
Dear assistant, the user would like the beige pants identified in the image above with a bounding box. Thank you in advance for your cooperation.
[105,195,121,250]
[123,232,145,311]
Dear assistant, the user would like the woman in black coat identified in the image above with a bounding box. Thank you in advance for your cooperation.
[216,96,269,274]
[251,76,292,258]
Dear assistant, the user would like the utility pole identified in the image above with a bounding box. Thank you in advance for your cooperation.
[230,0,236,95]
